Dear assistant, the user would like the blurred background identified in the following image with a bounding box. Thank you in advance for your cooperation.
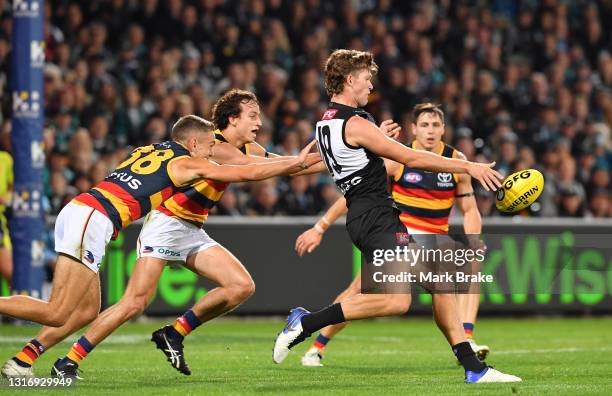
[0,0,610,313]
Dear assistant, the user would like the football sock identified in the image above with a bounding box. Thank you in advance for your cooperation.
[301,303,345,336]
[453,341,486,373]
[313,334,330,350]
[463,322,474,339]
[62,336,94,365]
[13,339,45,367]
[167,310,202,340]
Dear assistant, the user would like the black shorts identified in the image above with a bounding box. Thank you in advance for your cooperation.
[346,205,409,263]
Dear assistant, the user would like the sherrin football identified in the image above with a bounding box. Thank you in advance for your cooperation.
[495,169,544,213]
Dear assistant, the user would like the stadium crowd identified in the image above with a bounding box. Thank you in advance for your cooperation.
[0,0,610,219]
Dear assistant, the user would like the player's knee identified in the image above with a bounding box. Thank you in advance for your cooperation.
[227,279,255,306]
[82,303,101,323]
[389,295,411,315]
[120,295,148,318]
[44,311,69,327]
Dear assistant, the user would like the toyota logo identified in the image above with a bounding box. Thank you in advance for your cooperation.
[438,173,452,183]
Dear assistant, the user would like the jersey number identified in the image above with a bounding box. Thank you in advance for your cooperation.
[116,146,174,175]
[317,125,342,174]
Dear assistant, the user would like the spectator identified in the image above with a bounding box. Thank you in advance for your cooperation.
[246,180,280,216]
[279,175,316,215]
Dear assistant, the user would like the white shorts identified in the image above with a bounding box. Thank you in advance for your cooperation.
[137,210,219,262]
[55,201,114,273]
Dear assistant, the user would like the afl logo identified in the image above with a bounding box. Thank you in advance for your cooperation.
[404,173,422,183]
[496,189,505,201]
[438,173,452,183]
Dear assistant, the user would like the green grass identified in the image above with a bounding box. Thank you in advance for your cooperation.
[1,317,611,395]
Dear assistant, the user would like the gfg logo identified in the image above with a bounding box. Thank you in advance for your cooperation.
[13,0,40,17]
[31,40,45,68]
[13,90,41,118]
[504,170,531,190]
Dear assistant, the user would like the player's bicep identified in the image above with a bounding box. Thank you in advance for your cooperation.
[349,118,409,163]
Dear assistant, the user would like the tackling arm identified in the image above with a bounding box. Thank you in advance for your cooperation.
[171,141,316,185]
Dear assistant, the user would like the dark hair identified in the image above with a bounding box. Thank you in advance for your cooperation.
[211,89,258,130]
[412,102,445,124]
[324,49,379,97]
[170,115,214,142]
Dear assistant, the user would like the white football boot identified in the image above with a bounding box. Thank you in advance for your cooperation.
[1,359,34,378]
[272,307,310,364]
[466,366,522,383]
[301,347,323,367]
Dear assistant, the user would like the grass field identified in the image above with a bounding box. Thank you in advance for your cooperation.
[0,317,611,395]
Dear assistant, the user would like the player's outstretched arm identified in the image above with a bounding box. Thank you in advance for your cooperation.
[242,152,324,176]
[246,142,326,176]
[295,196,348,256]
[346,116,502,191]
[205,140,315,166]
[172,141,316,185]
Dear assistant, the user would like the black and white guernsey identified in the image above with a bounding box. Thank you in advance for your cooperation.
[315,102,394,222]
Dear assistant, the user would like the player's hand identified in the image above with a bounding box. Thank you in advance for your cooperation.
[379,119,401,140]
[295,228,323,256]
[296,140,317,169]
[467,162,503,191]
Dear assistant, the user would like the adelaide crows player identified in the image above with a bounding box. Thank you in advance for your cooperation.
[296,103,490,366]
[0,115,314,377]
[272,50,520,383]
[41,90,320,378]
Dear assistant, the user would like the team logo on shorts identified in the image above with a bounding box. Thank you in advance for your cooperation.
[396,232,411,245]
[83,250,95,264]
[404,172,422,183]
[142,246,154,253]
